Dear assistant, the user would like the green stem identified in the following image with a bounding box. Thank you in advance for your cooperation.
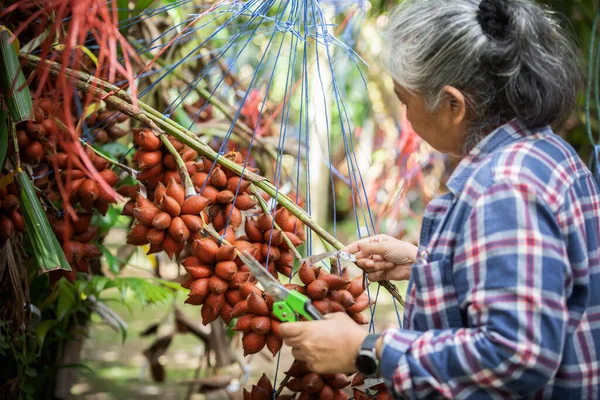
[80,140,138,177]
[158,134,195,197]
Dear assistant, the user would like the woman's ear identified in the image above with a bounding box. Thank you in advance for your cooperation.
[442,86,466,126]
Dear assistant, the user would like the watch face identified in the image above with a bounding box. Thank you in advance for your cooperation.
[356,353,378,376]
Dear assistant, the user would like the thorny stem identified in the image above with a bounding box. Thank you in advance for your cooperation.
[24,56,405,304]
[80,140,139,177]
[250,185,302,261]
[158,134,195,197]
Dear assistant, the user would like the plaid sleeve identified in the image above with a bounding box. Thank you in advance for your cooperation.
[379,181,571,399]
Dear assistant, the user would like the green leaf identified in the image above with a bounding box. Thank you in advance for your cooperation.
[24,367,37,378]
[97,142,130,160]
[56,280,77,320]
[117,0,154,33]
[95,244,124,274]
[16,170,71,272]
[0,29,33,123]
[57,363,95,374]
[34,319,56,348]
[92,205,120,234]
[0,109,7,168]
[111,277,173,306]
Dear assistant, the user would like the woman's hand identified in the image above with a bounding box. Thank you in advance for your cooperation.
[279,313,368,374]
[343,234,418,281]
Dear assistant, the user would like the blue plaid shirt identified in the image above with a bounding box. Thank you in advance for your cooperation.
[380,120,600,399]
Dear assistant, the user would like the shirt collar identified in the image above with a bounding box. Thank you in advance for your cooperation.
[445,119,532,196]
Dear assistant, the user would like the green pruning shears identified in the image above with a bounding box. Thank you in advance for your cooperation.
[239,251,323,322]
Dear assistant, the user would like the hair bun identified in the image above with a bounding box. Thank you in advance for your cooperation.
[477,0,511,40]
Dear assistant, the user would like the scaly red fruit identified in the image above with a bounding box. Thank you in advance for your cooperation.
[280,232,303,250]
[244,217,264,242]
[193,238,218,264]
[215,261,237,281]
[181,195,209,215]
[318,273,350,291]
[242,332,266,356]
[168,217,190,242]
[298,262,316,285]
[184,265,213,279]
[181,214,203,231]
[135,150,163,169]
[152,212,172,230]
[247,291,270,316]
[307,279,329,300]
[348,276,365,297]
[146,228,166,245]
[127,223,150,245]
[216,190,235,204]
[133,128,162,151]
[234,193,256,210]
[328,374,350,390]
[210,167,227,188]
[189,278,209,298]
[229,271,251,289]
[231,300,249,318]
[226,176,251,192]
[265,332,283,357]
[208,276,228,294]
[162,234,181,259]
[160,195,181,217]
[251,316,271,335]
[166,178,185,205]
[302,373,324,394]
[234,315,253,332]
[346,293,370,314]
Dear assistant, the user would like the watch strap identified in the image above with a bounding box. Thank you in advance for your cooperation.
[361,333,380,352]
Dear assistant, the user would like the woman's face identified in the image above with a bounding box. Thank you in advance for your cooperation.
[393,82,467,156]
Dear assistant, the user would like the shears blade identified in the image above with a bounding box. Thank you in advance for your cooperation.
[299,250,356,266]
[238,251,290,302]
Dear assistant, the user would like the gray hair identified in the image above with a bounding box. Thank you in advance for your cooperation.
[380,0,583,154]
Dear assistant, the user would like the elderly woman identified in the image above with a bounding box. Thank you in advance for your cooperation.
[279,0,600,398]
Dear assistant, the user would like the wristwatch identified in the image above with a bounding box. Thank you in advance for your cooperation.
[355,334,381,377]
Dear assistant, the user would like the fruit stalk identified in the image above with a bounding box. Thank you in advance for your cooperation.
[158,134,195,197]
[80,139,138,177]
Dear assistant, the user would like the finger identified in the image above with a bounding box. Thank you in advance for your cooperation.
[323,313,336,320]
[355,258,377,272]
[368,271,385,282]
[283,337,304,348]
[368,261,396,271]
[359,241,390,258]
[292,348,306,361]
[279,322,309,339]
[342,237,371,254]
[372,254,385,262]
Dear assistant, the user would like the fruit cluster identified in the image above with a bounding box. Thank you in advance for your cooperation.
[283,360,351,400]
[296,263,371,324]
[49,212,102,282]
[0,181,26,246]
[10,98,59,165]
[131,128,198,191]
[48,147,120,215]
[85,108,129,144]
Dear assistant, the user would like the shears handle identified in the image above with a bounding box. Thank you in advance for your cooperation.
[273,291,323,322]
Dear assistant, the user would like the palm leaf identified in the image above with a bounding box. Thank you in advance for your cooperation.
[16,170,71,273]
